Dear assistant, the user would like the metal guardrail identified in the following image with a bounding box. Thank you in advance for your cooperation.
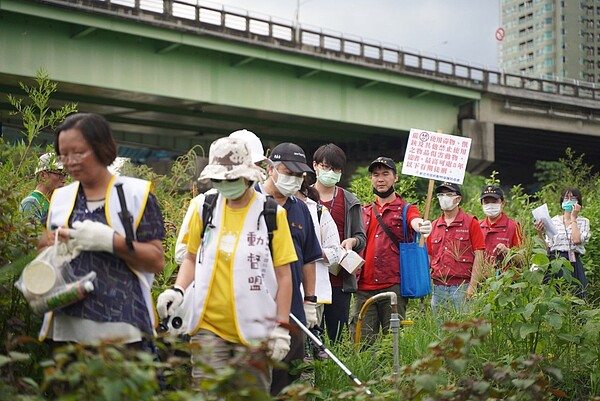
[36,0,600,100]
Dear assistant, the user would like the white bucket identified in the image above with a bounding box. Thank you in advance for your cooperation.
[22,259,57,295]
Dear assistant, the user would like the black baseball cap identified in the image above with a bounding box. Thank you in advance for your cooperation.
[435,181,462,196]
[269,142,313,174]
[480,185,504,200]
[368,157,396,173]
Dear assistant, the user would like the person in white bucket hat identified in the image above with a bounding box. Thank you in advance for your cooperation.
[20,152,67,221]
[157,137,296,394]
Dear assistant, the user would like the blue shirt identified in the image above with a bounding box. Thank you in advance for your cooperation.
[256,185,322,324]
[43,186,165,335]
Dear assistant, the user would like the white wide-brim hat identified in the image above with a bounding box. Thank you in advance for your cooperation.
[199,137,265,182]
[228,129,266,164]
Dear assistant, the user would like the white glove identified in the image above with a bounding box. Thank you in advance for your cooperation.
[303,301,318,329]
[156,289,184,319]
[418,220,432,238]
[267,325,291,362]
[69,220,115,254]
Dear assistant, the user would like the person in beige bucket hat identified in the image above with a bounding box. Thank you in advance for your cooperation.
[198,137,265,185]
[157,136,297,394]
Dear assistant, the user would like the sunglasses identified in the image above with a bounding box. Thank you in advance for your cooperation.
[211,178,241,183]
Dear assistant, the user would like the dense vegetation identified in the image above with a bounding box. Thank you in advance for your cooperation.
[1,72,599,400]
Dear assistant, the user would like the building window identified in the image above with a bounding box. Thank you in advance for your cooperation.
[545,58,553,66]
[544,31,553,39]
[544,3,553,11]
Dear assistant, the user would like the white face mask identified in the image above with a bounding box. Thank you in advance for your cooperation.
[438,195,458,211]
[482,203,502,217]
[274,169,303,198]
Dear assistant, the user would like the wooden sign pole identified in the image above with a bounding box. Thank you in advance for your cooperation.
[419,179,434,247]
[418,128,443,247]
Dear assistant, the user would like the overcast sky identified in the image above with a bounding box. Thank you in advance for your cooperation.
[199,0,502,69]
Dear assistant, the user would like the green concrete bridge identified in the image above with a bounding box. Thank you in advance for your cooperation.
[2,0,600,185]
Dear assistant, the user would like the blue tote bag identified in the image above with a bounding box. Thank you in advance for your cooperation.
[399,203,431,298]
[372,203,431,298]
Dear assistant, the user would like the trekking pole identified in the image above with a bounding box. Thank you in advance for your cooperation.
[289,313,372,396]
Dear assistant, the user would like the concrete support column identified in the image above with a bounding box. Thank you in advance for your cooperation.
[462,119,495,175]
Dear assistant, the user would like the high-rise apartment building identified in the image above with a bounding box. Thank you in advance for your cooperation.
[500,0,599,82]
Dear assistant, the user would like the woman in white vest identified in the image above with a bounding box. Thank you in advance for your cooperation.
[38,113,165,347]
[296,180,340,361]
[156,137,296,393]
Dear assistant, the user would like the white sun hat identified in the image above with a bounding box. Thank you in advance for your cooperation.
[228,129,266,164]
[35,152,64,174]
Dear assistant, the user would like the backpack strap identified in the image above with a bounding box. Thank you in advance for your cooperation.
[259,196,278,257]
[201,193,219,238]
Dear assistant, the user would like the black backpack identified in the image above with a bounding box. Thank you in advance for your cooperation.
[201,193,278,255]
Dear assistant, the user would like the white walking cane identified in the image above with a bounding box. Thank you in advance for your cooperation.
[289,313,373,396]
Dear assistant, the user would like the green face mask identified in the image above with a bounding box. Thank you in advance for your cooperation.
[213,179,248,200]
[561,200,576,212]
[317,169,341,187]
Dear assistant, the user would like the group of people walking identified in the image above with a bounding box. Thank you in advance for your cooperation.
[22,112,590,395]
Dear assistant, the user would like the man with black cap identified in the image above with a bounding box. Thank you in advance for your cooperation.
[427,182,485,317]
[258,142,322,395]
[350,156,432,344]
[479,185,523,273]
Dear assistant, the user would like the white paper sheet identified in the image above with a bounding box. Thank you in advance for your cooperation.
[532,203,557,238]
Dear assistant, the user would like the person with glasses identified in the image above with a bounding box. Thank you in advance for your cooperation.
[157,137,296,394]
[311,143,365,343]
[427,182,485,317]
[350,157,431,345]
[20,152,67,221]
[37,113,166,348]
[534,187,590,298]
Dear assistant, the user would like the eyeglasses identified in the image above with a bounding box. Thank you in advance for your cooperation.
[563,196,577,201]
[436,192,458,198]
[211,178,241,183]
[318,163,342,174]
[47,170,67,178]
[58,151,91,164]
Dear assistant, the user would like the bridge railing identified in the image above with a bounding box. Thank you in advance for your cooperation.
[39,0,600,99]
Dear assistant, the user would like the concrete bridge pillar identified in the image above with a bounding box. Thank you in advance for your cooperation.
[461,119,495,175]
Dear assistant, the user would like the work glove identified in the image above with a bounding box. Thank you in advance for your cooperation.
[69,220,115,254]
[418,220,432,237]
[303,301,318,329]
[156,289,184,319]
[267,325,291,362]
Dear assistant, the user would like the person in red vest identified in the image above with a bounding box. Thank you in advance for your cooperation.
[427,182,484,317]
[479,185,524,275]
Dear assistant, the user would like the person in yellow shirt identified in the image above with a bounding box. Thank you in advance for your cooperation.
[156,137,296,394]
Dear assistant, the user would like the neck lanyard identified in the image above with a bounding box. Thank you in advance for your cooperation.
[320,186,337,210]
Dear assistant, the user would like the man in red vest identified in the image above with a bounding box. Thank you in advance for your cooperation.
[479,185,524,275]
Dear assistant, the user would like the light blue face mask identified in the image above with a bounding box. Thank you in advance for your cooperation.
[561,200,577,212]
